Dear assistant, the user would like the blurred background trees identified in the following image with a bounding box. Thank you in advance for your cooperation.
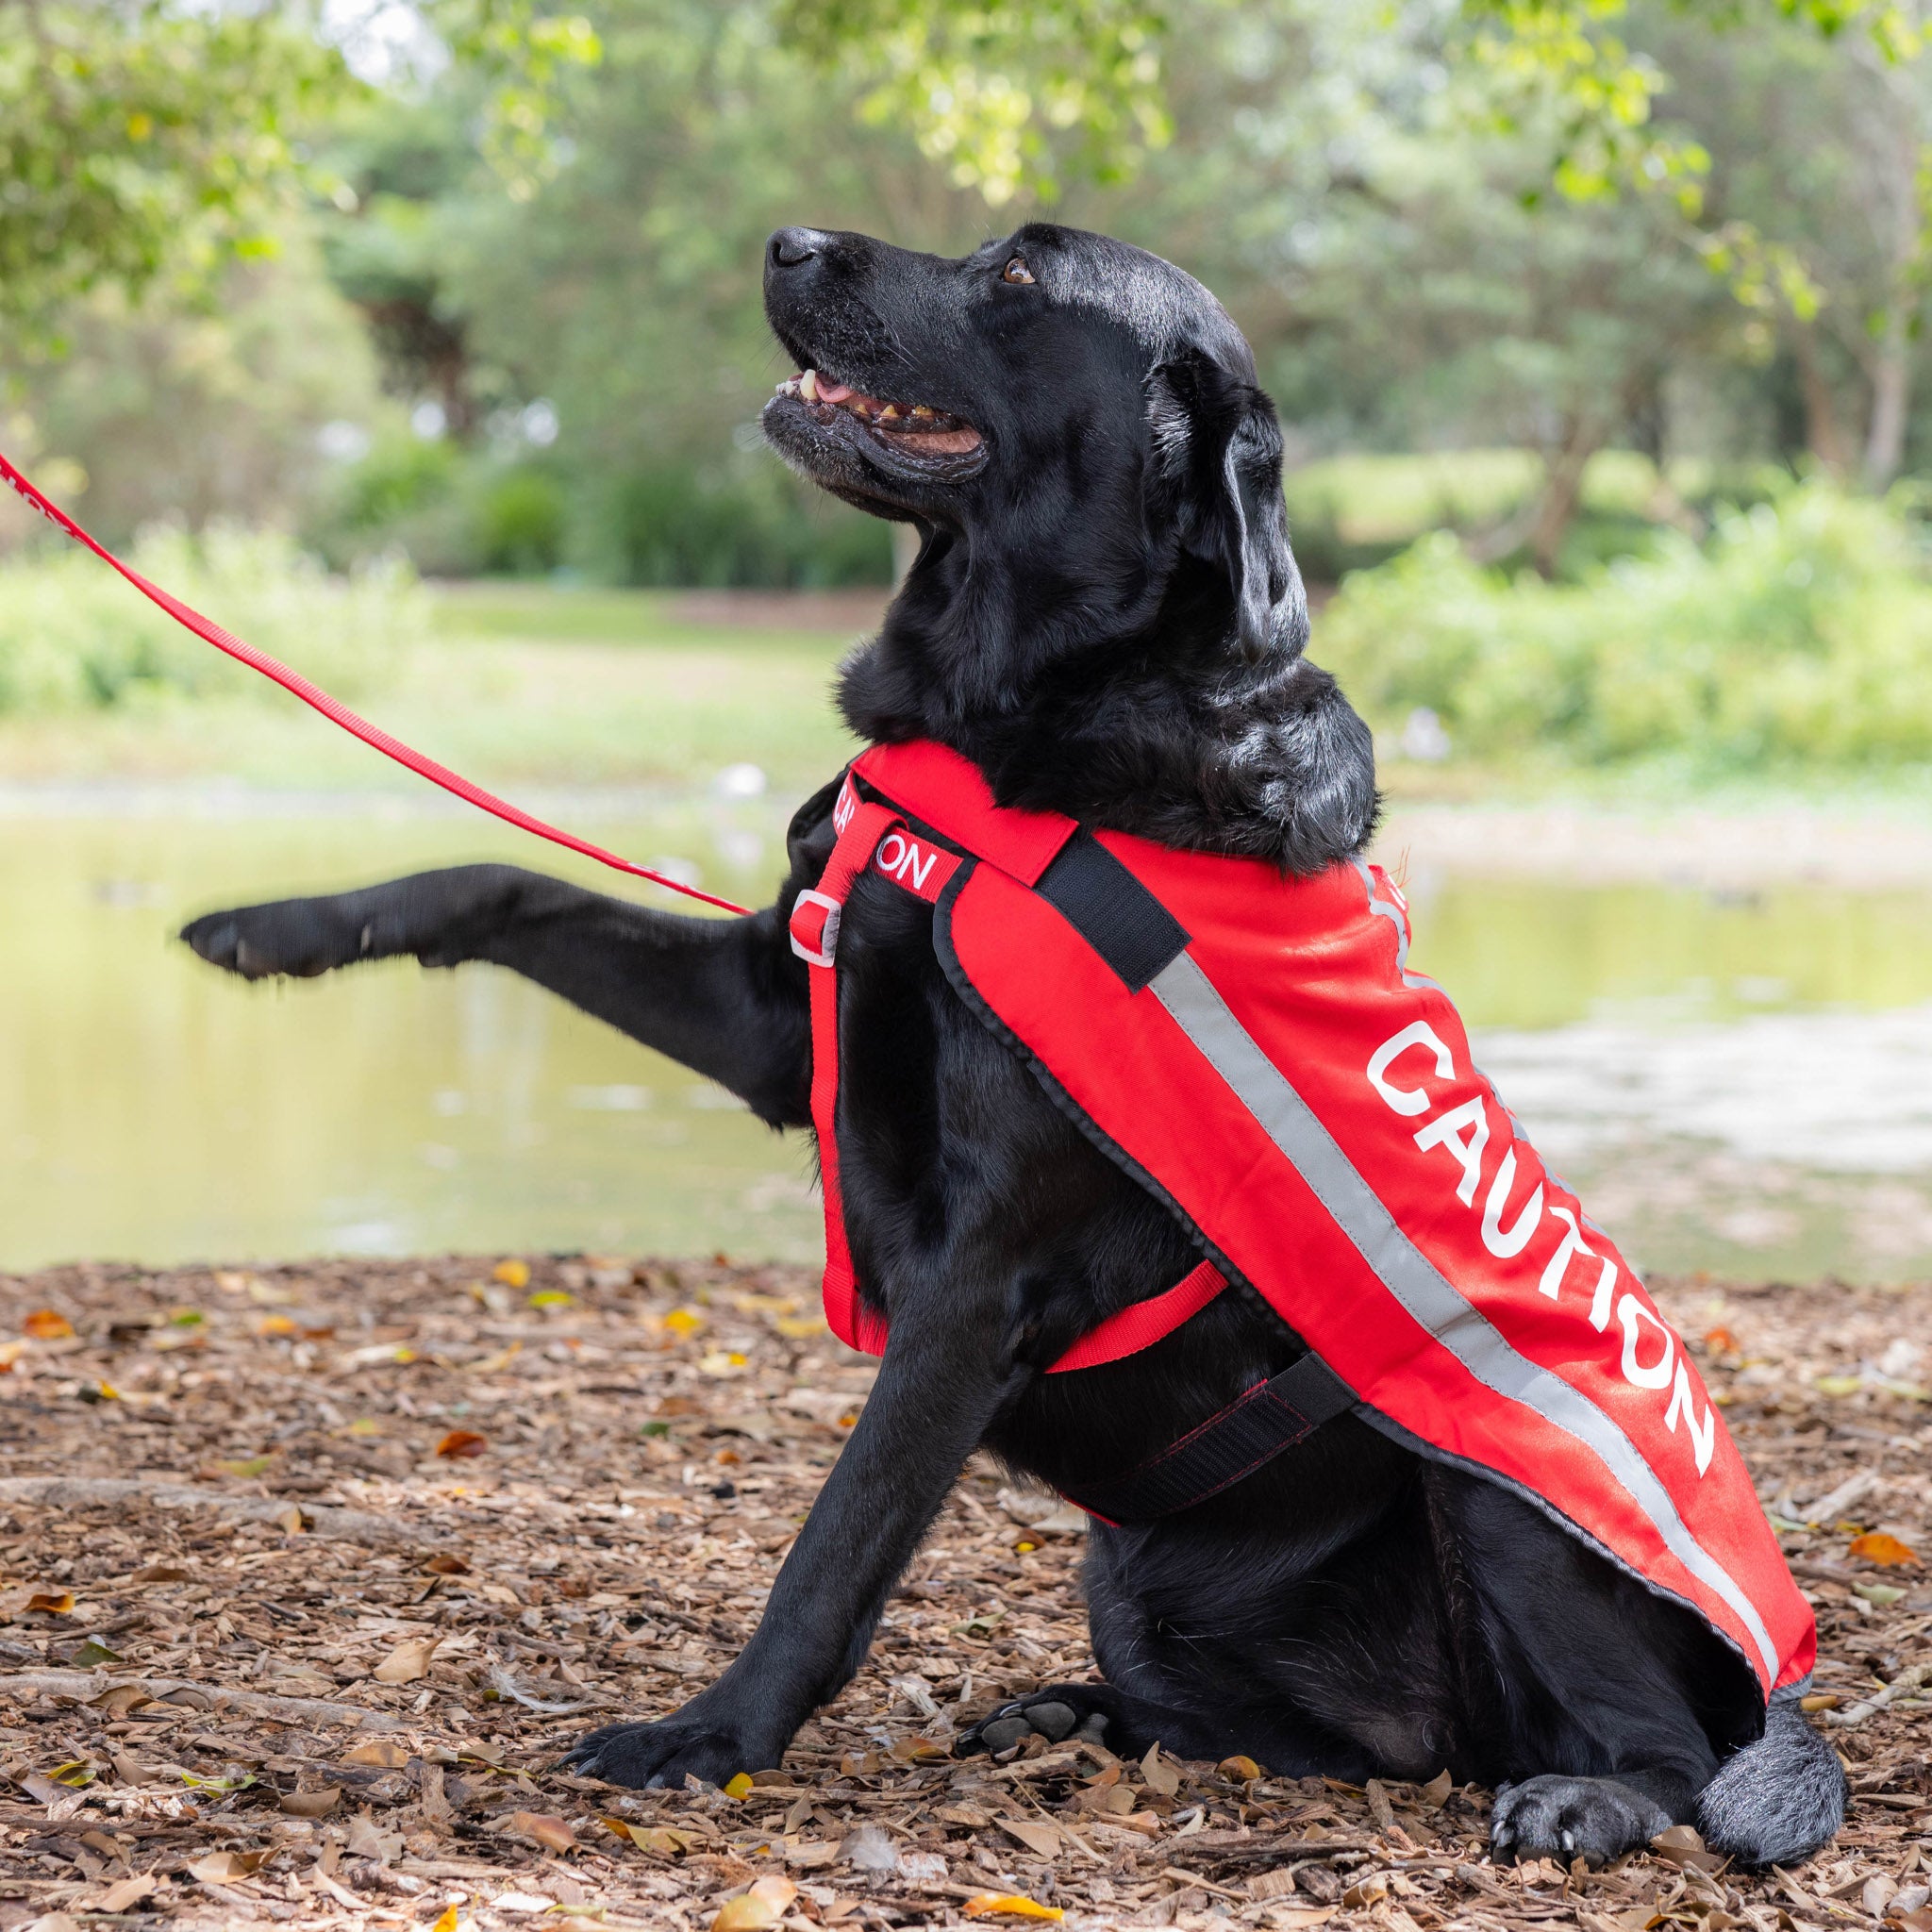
[10,0,1932,598]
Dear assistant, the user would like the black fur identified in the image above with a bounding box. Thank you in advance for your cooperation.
[179,222,1842,1868]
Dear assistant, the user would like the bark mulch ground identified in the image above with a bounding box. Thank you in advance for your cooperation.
[2,1257,1930,1932]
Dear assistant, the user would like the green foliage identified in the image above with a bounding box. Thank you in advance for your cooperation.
[593,465,893,588]
[0,529,425,715]
[0,0,340,341]
[781,0,1170,204]
[1316,479,1932,774]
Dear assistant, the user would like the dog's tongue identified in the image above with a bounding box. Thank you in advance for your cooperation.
[815,377,855,404]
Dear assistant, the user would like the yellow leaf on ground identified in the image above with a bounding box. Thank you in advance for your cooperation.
[662,1307,706,1336]
[258,1314,297,1336]
[698,1350,750,1377]
[23,1308,74,1340]
[748,1876,798,1910]
[436,1429,489,1458]
[0,1340,25,1370]
[712,1899,781,1932]
[431,1905,460,1932]
[723,1772,755,1799]
[963,1896,1064,1922]
[25,1591,74,1614]
[373,1635,441,1683]
[1851,1531,1920,1568]
[217,1456,275,1479]
[528,1290,574,1308]
[1217,1755,1263,1782]
[493,1258,531,1289]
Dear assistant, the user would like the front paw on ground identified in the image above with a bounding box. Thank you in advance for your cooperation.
[562,1717,767,1790]
[1491,1774,1672,1867]
[958,1685,1118,1756]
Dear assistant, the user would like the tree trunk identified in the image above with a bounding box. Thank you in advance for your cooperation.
[1527,416,1604,577]
[1862,306,1911,491]
[1793,325,1853,475]
[1465,411,1610,577]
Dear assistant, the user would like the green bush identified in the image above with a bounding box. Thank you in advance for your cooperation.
[1315,479,1932,774]
[594,463,892,590]
[0,526,425,714]
[475,468,568,575]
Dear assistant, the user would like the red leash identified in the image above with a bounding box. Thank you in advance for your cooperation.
[0,451,752,916]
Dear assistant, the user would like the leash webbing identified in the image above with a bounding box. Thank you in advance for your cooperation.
[0,450,752,916]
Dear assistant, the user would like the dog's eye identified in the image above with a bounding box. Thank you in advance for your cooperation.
[1002,255,1035,286]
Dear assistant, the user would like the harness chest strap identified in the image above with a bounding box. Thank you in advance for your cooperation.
[789,773,1352,1521]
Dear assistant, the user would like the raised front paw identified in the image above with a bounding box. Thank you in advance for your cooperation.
[180,898,363,981]
[958,1684,1124,1757]
[563,1714,774,1790]
[1491,1774,1673,1867]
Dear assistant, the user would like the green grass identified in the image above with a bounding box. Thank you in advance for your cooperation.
[0,561,867,796]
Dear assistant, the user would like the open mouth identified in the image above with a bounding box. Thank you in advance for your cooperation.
[773,369,984,458]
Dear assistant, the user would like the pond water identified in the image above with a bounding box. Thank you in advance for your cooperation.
[4,791,1931,1284]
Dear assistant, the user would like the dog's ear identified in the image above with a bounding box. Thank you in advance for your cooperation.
[1145,349,1304,661]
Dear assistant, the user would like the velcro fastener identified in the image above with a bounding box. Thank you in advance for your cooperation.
[1036,830,1190,993]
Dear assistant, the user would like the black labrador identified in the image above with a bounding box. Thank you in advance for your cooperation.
[182,223,1843,1868]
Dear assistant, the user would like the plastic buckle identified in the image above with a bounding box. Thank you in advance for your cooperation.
[789,890,843,967]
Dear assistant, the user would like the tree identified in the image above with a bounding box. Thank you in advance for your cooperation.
[0,0,338,345]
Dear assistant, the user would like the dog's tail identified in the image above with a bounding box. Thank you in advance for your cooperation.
[1696,1692,1847,1868]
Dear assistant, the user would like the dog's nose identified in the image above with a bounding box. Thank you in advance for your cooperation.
[768,227,829,272]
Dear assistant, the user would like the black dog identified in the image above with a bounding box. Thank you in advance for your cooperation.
[182,223,1843,1868]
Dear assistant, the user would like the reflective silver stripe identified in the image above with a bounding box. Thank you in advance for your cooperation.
[1149,950,1781,1685]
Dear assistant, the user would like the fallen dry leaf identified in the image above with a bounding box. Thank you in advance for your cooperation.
[23,1307,75,1340]
[372,1634,441,1683]
[342,1740,409,1768]
[962,1897,1064,1922]
[93,1874,158,1912]
[25,1591,74,1614]
[1140,1741,1180,1797]
[281,1787,341,1817]
[712,1898,781,1932]
[430,1905,460,1932]
[188,1848,268,1882]
[492,1258,531,1289]
[1217,1754,1262,1782]
[1420,1767,1455,1807]
[999,1818,1061,1858]
[1851,1530,1920,1567]
[507,1810,576,1855]
[435,1428,489,1458]
[346,1811,402,1863]
[425,1552,472,1574]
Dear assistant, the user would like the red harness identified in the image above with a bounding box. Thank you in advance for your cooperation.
[790,740,1815,1706]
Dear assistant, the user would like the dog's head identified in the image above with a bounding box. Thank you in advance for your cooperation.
[761,222,1306,677]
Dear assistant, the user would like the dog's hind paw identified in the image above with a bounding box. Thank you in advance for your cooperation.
[562,1715,773,1790]
[958,1685,1123,1756]
[1490,1774,1672,1868]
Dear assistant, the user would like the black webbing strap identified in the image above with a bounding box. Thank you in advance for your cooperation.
[1059,1352,1357,1524]
[1037,829,1190,993]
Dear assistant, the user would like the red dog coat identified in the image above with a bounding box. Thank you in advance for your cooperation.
[788,739,1814,1701]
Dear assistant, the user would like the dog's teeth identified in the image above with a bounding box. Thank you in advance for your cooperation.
[909,404,934,419]
[878,403,901,423]
[799,368,819,403]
